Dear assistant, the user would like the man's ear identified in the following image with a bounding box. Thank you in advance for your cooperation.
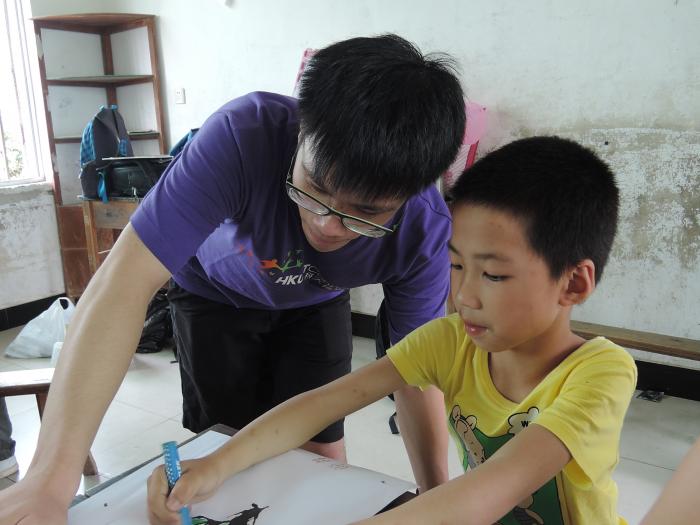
[559,259,595,306]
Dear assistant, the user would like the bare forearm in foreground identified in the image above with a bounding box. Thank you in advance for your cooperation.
[27,225,169,504]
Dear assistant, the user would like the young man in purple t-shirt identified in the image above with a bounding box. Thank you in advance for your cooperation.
[0,34,464,522]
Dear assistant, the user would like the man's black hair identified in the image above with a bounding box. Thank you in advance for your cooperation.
[448,136,619,283]
[297,34,465,201]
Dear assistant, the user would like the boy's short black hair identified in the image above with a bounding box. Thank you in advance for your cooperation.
[448,136,619,284]
[297,34,465,201]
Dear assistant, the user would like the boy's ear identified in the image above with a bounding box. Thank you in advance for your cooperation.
[559,259,596,306]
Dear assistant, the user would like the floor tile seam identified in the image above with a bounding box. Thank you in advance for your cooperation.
[618,455,676,471]
[92,416,173,453]
[5,405,38,419]
[110,397,181,419]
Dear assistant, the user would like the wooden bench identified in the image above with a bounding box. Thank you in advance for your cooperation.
[0,368,98,476]
[571,321,700,361]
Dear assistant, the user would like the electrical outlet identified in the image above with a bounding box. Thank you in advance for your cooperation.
[174,87,186,104]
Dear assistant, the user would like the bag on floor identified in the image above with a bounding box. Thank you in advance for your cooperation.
[4,297,75,359]
[136,290,173,353]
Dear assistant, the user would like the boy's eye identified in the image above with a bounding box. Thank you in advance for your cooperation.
[484,272,507,282]
[450,263,463,271]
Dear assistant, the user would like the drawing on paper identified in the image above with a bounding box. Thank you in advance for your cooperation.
[192,503,269,525]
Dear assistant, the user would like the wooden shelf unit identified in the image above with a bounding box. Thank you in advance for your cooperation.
[32,13,166,297]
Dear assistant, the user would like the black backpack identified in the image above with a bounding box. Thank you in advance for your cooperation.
[79,105,133,199]
[99,157,171,199]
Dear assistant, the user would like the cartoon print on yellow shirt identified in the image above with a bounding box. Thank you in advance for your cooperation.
[450,405,563,525]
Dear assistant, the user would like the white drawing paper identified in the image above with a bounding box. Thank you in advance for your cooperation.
[69,430,415,524]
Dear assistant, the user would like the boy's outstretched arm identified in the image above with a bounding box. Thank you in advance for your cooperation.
[147,357,408,525]
[0,224,171,525]
[641,436,700,525]
[394,385,449,491]
[356,422,571,525]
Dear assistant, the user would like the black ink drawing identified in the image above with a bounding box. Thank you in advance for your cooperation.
[192,503,269,525]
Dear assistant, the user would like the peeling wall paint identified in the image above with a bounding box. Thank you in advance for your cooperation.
[0,185,64,309]
[573,129,700,341]
[353,128,700,347]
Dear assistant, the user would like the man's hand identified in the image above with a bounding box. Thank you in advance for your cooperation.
[0,474,71,525]
[147,457,223,525]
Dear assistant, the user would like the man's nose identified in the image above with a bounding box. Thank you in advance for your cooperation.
[313,213,347,236]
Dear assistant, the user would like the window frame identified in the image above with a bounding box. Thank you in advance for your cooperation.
[0,0,51,187]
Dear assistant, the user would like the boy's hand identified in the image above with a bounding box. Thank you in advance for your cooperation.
[147,457,223,525]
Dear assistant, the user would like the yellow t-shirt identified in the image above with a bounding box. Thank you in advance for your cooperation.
[387,313,637,525]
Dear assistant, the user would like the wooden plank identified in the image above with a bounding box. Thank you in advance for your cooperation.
[57,205,86,248]
[61,248,91,298]
[571,320,700,361]
[101,31,117,106]
[32,21,102,34]
[46,74,154,87]
[89,200,140,230]
[109,19,150,34]
[145,18,167,154]
[0,368,53,397]
[32,14,153,28]
[34,25,61,205]
[54,131,161,143]
[56,205,90,297]
[82,200,100,274]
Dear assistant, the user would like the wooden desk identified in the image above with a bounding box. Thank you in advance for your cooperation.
[81,198,140,274]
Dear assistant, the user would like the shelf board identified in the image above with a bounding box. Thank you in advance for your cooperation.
[47,74,154,87]
[33,13,154,33]
[54,131,161,144]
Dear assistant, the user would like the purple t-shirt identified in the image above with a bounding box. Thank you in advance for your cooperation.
[131,92,451,343]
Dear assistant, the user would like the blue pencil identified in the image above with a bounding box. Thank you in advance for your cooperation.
[162,441,193,525]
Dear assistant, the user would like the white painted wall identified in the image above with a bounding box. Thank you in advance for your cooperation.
[0,184,64,309]
[7,1,698,352]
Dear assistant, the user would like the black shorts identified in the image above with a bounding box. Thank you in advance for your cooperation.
[168,282,353,443]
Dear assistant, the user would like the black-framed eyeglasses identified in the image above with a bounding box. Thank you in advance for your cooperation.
[285,147,398,238]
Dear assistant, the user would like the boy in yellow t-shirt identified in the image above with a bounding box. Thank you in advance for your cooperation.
[147,136,637,525]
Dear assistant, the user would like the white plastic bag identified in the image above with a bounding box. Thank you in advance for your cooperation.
[51,341,64,367]
[4,297,75,358]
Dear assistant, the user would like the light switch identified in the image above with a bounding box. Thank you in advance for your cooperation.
[174,87,186,104]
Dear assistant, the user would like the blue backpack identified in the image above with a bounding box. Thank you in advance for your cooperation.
[79,105,133,201]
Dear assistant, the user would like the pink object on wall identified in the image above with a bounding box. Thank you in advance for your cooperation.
[293,48,317,97]
[442,101,488,189]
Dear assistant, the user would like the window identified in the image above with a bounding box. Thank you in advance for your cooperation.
[1,0,49,185]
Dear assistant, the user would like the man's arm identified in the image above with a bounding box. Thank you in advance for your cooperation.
[358,423,571,525]
[641,436,700,525]
[0,224,171,524]
[394,385,449,491]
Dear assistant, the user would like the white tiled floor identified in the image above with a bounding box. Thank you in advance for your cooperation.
[1,325,699,524]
